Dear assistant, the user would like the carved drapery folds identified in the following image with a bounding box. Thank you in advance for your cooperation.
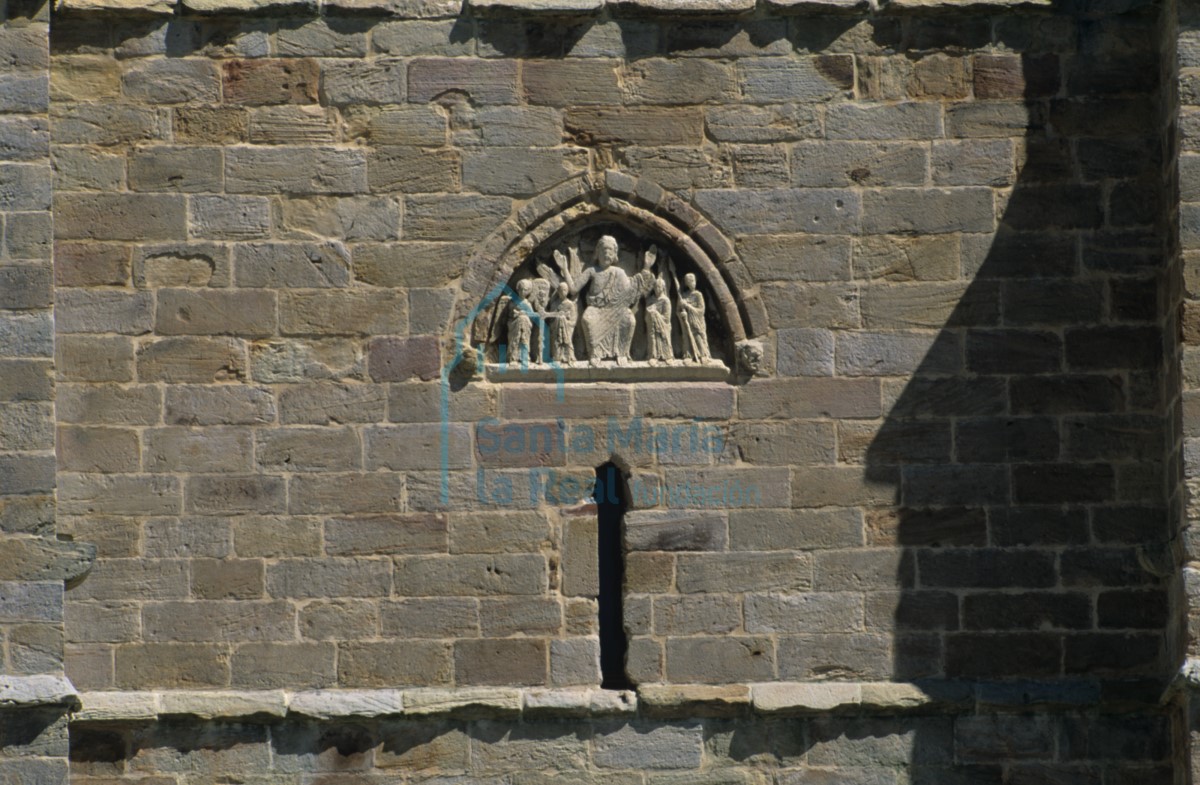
[460,173,761,382]
[490,225,727,375]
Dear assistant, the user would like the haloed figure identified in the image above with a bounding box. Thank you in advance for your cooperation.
[679,272,710,363]
[557,234,656,366]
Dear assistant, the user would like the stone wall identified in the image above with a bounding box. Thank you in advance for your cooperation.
[0,0,1191,781]
[0,0,88,782]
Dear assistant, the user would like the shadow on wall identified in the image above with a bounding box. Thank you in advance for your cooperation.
[868,2,1176,683]
[50,2,1183,781]
[862,2,1182,781]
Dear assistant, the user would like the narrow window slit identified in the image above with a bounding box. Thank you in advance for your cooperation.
[595,461,631,690]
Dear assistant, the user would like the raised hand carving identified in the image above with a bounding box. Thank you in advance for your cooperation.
[561,235,655,366]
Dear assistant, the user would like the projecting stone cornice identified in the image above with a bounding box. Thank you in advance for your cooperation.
[68,679,1165,723]
[51,0,1052,17]
[0,675,80,710]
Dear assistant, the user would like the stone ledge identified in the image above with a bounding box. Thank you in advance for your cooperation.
[0,675,79,710]
[0,537,95,583]
[51,0,1054,16]
[70,681,1140,723]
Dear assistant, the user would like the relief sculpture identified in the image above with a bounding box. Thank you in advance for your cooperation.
[491,229,728,377]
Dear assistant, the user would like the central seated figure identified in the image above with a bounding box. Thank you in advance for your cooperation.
[559,234,655,365]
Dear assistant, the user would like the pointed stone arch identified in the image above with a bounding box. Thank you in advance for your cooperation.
[451,171,766,378]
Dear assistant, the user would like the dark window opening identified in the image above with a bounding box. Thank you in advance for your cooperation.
[595,462,631,690]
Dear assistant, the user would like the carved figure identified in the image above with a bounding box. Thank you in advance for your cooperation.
[645,275,673,364]
[678,272,711,363]
[504,278,535,364]
[736,339,764,376]
[545,282,578,365]
[555,235,655,366]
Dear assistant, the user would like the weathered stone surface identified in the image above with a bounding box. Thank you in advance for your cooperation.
[394,554,547,596]
[565,107,704,146]
[278,196,400,242]
[18,13,1187,785]
[403,687,522,717]
[463,148,589,197]
[614,0,753,10]
[471,0,602,11]
[751,682,861,714]
[342,641,450,688]
[115,643,230,689]
[639,684,749,717]
[54,194,185,241]
[231,642,335,689]
[404,194,510,241]
[695,189,860,235]
[278,382,386,424]
[136,338,247,383]
[522,687,592,717]
[159,691,288,719]
[189,196,270,240]
[56,0,174,12]
[122,60,220,104]
[288,689,405,718]
[369,336,441,381]
[0,675,77,708]
[408,58,519,104]
[0,537,94,582]
[226,148,366,195]
[593,721,704,769]
[222,59,319,105]
[625,511,727,551]
[156,290,275,337]
[75,691,158,721]
[234,242,350,287]
[740,57,851,103]
[665,637,775,683]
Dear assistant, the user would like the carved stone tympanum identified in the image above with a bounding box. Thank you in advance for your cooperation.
[488,226,729,379]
